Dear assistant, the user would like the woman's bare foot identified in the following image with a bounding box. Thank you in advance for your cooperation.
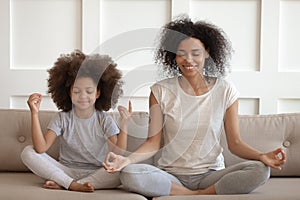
[69,181,94,192]
[44,180,63,190]
[170,182,216,195]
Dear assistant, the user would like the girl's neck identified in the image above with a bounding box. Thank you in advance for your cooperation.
[74,107,95,119]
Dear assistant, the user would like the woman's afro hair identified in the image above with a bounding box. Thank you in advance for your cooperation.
[47,49,123,112]
[154,15,233,77]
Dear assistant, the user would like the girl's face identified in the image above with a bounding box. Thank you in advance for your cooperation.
[175,37,209,78]
[70,77,100,111]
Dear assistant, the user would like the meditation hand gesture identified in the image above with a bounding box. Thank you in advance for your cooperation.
[259,148,286,170]
[27,93,42,113]
[102,152,130,173]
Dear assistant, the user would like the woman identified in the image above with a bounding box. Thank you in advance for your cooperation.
[103,16,286,197]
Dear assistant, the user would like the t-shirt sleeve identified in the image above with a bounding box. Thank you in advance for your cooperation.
[225,79,240,109]
[102,113,119,138]
[47,112,63,136]
[150,82,163,106]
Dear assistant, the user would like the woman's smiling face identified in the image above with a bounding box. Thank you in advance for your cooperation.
[175,37,209,78]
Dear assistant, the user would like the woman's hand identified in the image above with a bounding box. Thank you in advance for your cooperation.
[259,148,286,170]
[27,93,42,114]
[102,152,131,173]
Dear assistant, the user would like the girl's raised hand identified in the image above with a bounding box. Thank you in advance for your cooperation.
[117,101,132,131]
[27,93,42,113]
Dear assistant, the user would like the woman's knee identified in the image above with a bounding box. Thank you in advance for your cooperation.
[120,164,171,196]
[215,161,271,194]
[120,164,157,186]
[242,160,270,189]
[251,161,270,182]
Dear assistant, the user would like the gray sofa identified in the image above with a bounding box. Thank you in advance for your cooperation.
[0,109,299,200]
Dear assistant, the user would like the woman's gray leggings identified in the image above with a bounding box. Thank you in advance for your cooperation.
[120,161,270,197]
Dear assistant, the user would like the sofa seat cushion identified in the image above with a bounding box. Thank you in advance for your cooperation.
[0,173,147,200]
[155,178,300,200]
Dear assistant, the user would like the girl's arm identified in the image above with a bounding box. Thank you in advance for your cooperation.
[28,93,57,153]
[107,101,132,154]
[224,100,286,169]
[103,92,163,172]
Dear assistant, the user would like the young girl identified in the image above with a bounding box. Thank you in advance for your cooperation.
[21,50,132,192]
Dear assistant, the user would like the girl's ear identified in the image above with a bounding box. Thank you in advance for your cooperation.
[96,89,100,98]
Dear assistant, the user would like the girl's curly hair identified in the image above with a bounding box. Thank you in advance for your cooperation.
[154,15,233,78]
[47,50,123,112]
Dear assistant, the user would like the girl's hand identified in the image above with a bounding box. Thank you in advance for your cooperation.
[117,101,132,131]
[102,152,131,173]
[259,148,286,170]
[27,93,42,113]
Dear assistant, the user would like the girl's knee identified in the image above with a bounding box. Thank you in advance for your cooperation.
[21,145,34,159]
[20,145,35,162]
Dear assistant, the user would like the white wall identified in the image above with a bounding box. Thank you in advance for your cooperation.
[0,0,299,114]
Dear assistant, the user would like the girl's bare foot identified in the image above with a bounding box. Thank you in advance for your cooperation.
[69,181,94,192]
[44,180,63,190]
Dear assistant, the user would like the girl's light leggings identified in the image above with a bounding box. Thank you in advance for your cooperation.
[21,145,120,189]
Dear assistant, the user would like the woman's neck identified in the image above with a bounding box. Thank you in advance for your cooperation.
[179,75,214,96]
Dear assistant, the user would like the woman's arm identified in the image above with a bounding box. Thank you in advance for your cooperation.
[103,92,163,172]
[224,100,286,169]
[28,93,57,153]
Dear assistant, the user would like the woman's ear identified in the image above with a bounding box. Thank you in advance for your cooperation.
[69,85,73,98]
[205,48,210,58]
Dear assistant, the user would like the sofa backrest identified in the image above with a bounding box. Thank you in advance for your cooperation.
[0,109,299,176]
[0,109,150,172]
[221,113,300,176]
[0,109,59,171]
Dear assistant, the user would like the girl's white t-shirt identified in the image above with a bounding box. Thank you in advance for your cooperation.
[151,77,239,175]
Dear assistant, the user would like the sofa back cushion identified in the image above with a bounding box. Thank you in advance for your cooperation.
[0,109,59,171]
[1,109,299,176]
[0,109,150,172]
[222,113,300,176]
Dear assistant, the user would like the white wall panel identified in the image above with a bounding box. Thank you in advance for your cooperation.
[119,65,157,111]
[0,0,300,115]
[278,99,300,113]
[11,0,82,69]
[0,0,83,109]
[100,0,171,43]
[98,0,171,71]
[190,0,261,71]
[10,96,57,110]
[239,98,260,115]
[278,0,300,71]
[98,0,171,111]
